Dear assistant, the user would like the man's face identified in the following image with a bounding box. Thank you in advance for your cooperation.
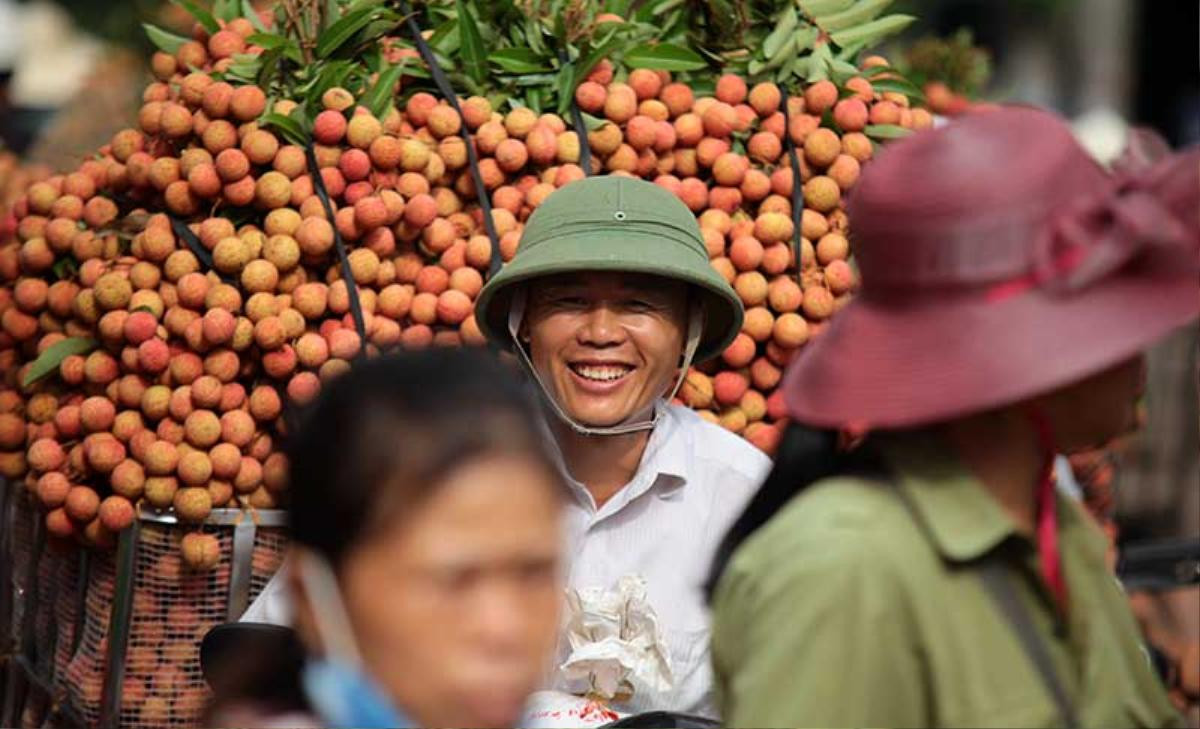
[523,272,689,428]
[1036,355,1147,452]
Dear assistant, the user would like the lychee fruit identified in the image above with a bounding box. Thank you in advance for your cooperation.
[713,371,750,407]
[143,476,179,509]
[173,487,213,523]
[181,532,220,570]
[99,495,136,532]
[184,410,222,449]
[773,312,810,348]
[803,80,838,114]
[177,450,213,486]
[143,440,179,476]
[36,471,72,509]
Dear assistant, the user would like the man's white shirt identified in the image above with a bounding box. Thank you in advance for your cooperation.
[549,402,767,718]
[241,401,769,719]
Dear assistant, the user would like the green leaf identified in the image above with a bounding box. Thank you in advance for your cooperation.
[806,40,834,81]
[578,35,624,83]
[512,73,558,86]
[830,58,860,83]
[787,25,820,59]
[247,32,284,49]
[763,7,798,60]
[655,0,687,17]
[455,0,487,84]
[261,112,309,145]
[171,0,220,34]
[836,39,868,62]
[525,87,544,113]
[363,62,405,119]
[249,33,303,64]
[316,3,382,59]
[830,14,915,48]
[814,0,893,31]
[782,54,810,82]
[142,23,190,54]
[870,77,925,101]
[225,53,263,80]
[762,35,796,72]
[523,19,545,56]
[489,48,551,74]
[241,0,268,32]
[555,63,576,115]
[212,0,239,22]
[807,60,829,82]
[624,43,707,71]
[864,123,912,139]
[51,255,79,280]
[255,48,282,88]
[428,19,460,54]
[798,0,854,17]
[22,338,98,388]
[579,112,610,132]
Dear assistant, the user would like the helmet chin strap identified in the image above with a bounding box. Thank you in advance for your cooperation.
[507,289,703,437]
[294,548,365,669]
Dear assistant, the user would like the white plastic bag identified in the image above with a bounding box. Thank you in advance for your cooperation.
[559,575,673,705]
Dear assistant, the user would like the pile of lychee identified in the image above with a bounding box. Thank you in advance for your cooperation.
[572,60,932,454]
[0,15,933,567]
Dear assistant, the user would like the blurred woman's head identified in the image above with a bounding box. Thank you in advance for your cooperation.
[284,349,563,728]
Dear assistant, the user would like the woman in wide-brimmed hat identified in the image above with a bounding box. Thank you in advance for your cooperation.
[707,107,1198,728]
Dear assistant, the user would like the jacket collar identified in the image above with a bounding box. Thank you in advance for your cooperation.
[882,431,1105,564]
[882,431,1023,563]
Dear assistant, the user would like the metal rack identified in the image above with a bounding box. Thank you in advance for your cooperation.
[1,490,288,729]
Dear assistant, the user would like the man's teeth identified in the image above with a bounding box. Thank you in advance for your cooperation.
[572,364,632,382]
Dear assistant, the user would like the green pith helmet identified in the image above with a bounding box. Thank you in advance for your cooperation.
[474,175,744,361]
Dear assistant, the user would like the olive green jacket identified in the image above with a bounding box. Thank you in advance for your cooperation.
[711,433,1183,728]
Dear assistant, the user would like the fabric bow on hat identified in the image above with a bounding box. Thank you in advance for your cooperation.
[1031,146,1200,294]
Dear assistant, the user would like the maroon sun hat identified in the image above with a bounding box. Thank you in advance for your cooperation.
[783,106,1200,430]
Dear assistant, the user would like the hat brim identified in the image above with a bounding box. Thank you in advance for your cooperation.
[783,272,1200,429]
[474,229,743,362]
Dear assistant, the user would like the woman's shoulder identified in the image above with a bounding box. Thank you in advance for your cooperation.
[721,474,927,592]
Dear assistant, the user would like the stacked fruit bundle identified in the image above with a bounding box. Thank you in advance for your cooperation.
[0,0,933,561]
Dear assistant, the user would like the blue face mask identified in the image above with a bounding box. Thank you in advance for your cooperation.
[302,657,413,728]
[295,551,416,728]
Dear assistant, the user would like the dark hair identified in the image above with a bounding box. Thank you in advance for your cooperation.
[206,349,557,720]
[286,347,558,566]
[705,422,888,600]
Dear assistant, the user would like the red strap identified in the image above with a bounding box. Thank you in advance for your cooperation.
[1036,455,1069,612]
[1028,408,1069,613]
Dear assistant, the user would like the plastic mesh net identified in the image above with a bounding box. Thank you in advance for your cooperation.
[249,527,287,603]
[52,553,84,694]
[59,518,288,728]
[9,489,35,652]
[33,542,79,680]
[62,550,113,727]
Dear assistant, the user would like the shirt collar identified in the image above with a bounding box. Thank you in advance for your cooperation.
[881,431,1110,572]
[543,401,691,513]
[881,431,1020,563]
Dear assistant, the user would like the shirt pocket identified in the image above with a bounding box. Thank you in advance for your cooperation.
[639,624,713,717]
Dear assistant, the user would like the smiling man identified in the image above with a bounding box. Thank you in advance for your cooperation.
[474,175,770,718]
